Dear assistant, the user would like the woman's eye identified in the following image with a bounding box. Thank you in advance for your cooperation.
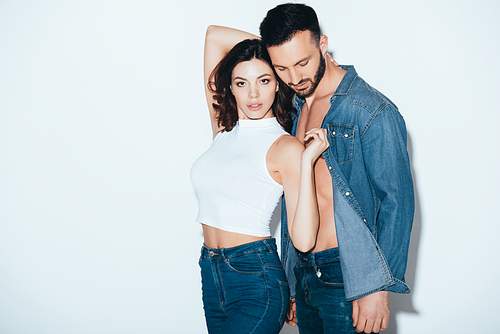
[260,79,270,84]
[235,82,246,87]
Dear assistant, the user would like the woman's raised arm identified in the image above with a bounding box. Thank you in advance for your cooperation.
[203,26,258,138]
[274,129,329,253]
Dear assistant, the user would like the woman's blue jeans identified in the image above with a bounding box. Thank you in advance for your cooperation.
[199,238,289,334]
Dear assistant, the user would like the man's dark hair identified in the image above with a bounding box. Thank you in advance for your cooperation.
[259,3,321,47]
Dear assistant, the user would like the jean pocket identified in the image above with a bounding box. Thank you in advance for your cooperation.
[316,260,344,287]
[326,123,354,164]
[226,252,264,274]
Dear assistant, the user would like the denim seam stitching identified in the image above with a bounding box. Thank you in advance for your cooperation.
[359,102,389,138]
[329,167,367,222]
[347,283,389,301]
[278,280,289,327]
[225,258,263,275]
[214,259,228,316]
[249,252,271,334]
[372,188,378,238]
[369,232,394,285]
[225,248,269,259]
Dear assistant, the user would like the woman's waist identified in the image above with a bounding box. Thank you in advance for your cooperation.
[201,223,272,250]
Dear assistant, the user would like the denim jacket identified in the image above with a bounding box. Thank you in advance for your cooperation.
[281,65,414,301]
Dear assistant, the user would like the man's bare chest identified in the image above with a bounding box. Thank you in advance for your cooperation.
[296,100,332,141]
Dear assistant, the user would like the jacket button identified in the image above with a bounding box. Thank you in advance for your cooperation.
[344,134,349,138]
[363,219,367,223]
[405,287,410,292]
[328,166,332,170]
[284,233,288,238]
[332,131,336,135]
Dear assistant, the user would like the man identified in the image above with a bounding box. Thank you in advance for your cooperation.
[259,4,414,334]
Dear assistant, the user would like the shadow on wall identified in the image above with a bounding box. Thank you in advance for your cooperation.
[268,132,422,334]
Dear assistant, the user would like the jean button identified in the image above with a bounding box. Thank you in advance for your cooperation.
[209,251,215,257]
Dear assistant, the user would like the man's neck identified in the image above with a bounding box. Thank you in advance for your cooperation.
[304,61,346,107]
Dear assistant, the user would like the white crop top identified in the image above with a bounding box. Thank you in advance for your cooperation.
[190,117,288,237]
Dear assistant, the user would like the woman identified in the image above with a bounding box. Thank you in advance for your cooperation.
[190,26,329,334]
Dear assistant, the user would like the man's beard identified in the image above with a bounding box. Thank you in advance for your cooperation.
[292,51,326,98]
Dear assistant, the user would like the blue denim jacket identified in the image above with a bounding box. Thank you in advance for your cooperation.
[281,65,414,301]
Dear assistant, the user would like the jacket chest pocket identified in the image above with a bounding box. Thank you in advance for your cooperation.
[326,124,354,164]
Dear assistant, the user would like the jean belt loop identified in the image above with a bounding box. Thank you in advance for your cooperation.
[263,239,273,253]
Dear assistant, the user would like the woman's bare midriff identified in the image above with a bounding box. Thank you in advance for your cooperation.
[201,157,336,252]
[202,224,271,249]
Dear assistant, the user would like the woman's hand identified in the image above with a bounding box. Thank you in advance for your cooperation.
[302,128,330,164]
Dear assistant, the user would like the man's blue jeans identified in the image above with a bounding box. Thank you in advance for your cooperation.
[294,247,356,334]
[199,238,289,334]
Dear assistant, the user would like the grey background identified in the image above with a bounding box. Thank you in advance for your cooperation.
[1,0,499,333]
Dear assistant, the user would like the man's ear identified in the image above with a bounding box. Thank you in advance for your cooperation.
[276,82,279,93]
[320,35,328,56]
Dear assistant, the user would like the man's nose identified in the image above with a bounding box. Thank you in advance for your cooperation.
[289,69,301,86]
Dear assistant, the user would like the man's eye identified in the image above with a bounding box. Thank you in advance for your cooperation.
[299,61,308,67]
[276,67,286,72]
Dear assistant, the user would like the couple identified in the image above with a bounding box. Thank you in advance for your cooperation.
[191,3,414,334]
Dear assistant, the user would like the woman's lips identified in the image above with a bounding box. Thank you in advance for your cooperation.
[247,103,263,111]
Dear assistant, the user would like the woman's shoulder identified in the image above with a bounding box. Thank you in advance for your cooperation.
[274,134,303,151]
[268,134,304,168]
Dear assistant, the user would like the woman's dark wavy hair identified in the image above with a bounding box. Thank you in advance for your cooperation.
[208,38,295,133]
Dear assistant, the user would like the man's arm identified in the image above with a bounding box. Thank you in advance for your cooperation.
[361,103,414,281]
[286,298,297,326]
[352,103,414,332]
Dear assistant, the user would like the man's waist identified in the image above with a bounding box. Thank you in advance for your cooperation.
[297,246,339,266]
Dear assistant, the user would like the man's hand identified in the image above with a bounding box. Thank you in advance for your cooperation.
[285,298,297,326]
[352,291,390,333]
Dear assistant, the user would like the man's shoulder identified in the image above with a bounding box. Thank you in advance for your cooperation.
[333,65,398,117]
[347,75,398,116]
